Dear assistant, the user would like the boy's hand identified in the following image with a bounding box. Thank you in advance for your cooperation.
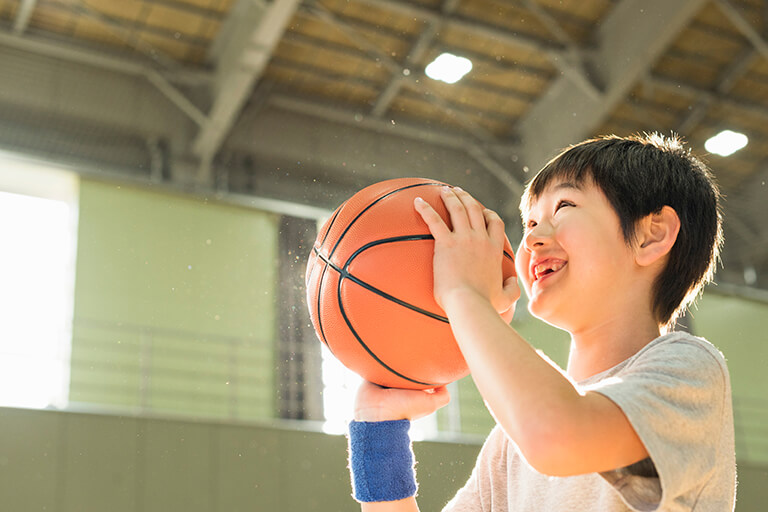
[414,186,519,317]
[354,381,450,422]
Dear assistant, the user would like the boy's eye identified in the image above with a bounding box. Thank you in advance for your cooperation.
[555,200,574,212]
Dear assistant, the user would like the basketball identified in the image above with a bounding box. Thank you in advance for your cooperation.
[305,177,516,390]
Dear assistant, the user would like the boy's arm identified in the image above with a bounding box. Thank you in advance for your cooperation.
[441,288,648,476]
[361,498,420,512]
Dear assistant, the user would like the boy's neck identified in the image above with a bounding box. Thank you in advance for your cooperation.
[566,317,662,382]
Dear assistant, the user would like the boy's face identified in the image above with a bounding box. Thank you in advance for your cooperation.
[516,178,637,332]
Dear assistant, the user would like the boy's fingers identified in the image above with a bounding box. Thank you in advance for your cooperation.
[483,208,506,247]
[452,187,486,231]
[439,186,471,232]
[414,196,451,238]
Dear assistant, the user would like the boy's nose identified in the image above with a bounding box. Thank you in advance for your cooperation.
[523,223,553,251]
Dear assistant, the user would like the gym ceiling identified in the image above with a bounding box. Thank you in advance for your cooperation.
[0,0,766,297]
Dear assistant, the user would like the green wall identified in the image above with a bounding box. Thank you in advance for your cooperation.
[70,179,279,421]
[0,407,479,512]
[1,406,765,511]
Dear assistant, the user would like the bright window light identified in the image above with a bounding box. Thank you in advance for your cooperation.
[425,53,473,84]
[704,130,748,157]
[0,157,78,410]
[320,344,437,440]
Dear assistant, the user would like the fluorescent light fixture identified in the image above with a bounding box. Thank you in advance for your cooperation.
[704,130,748,157]
[425,53,473,84]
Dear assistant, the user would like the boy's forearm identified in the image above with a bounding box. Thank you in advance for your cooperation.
[441,288,583,467]
[361,497,420,512]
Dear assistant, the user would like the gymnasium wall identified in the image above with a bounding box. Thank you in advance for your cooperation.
[70,178,279,421]
[1,406,765,511]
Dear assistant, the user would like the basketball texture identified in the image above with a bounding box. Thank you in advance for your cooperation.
[305,177,516,390]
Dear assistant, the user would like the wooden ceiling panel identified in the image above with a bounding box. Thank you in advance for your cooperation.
[534,0,614,45]
[325,0,425,38]
[416,79,521,124]
[135,31,197,62]
[457,0,551,43]
[673,28,747,69]
[143,4,211,39]
[265,64,378,108]
[653,53,722,89]
[0,1,19,22]
[389,94,460,127]
[275,37,390,86]
[730,73,768,105]
[291,11,412,66]
[437,23,554,75]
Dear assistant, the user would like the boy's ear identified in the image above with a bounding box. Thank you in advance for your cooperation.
[635,206,680,267]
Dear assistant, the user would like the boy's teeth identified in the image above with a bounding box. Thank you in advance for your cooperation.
[534,261,565,278]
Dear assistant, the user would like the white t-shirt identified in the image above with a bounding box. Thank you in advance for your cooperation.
[443,332,736,511]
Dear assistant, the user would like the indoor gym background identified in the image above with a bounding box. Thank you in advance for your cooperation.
[0,0,766,510]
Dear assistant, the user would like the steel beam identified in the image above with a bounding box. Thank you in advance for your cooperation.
[370,0,460,118]
[515,0,708,170]
[12,0,38,34]
[192,0,301,182]
[268,94,524,198]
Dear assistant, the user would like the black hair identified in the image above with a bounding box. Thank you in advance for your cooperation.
[520,133,723,329]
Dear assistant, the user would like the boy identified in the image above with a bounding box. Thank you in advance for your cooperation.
[346,134,736,511]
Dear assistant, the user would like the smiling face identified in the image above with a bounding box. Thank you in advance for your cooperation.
[515,178,640,333]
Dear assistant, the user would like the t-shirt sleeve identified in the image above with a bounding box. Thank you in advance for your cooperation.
[441,463,482,512]
[441,426,506,512]
[585,338,729,511]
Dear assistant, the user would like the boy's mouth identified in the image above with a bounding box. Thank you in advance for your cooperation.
[532,259,567,282]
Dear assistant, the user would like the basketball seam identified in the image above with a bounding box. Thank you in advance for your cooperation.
[328,181,443,260]
[314,239,448,323]
[312,203,346,351]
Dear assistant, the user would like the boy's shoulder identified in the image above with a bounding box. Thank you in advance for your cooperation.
[635,331,729,372]
[583,331,730,388]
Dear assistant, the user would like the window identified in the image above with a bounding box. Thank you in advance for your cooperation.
[0,155,78,409]
[321,345,438,439]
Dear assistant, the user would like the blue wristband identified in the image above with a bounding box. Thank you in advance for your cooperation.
[348,419,417,503]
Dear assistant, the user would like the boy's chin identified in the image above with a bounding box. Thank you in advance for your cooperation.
[527,301,569,330]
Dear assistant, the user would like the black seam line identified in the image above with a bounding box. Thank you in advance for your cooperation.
[314,238,449,323]
[312,204,345,352]
[314,260,333,351]
[328,182,444,260]
[330,251,436,388]
[319,201,344,247]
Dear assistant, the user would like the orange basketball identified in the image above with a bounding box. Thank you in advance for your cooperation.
[305,177,516,389]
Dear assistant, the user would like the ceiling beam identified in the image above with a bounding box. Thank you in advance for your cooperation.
[515,0,707,170]
[646,74,768,125]
[677,47,757,134]
[353,0,599,98]
[12,0,38,34]
[192,0,302,182]
[0,31,211,85]
[714,0,768,62]
[370,0,460,117]
[268,94,524,199]
[303,1,500,144]
[0,30,209,126]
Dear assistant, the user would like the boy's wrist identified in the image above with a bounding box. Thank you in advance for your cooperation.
[441,287,490,315]
[348,419,417,503]
[354,407,407,422]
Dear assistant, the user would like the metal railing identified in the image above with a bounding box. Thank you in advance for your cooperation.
[69,317,274,423]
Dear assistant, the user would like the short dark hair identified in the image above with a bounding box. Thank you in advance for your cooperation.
[520,133,723,329]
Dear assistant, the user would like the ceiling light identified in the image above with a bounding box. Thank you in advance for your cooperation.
[704,130,748,157]
[425,53,472,84]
